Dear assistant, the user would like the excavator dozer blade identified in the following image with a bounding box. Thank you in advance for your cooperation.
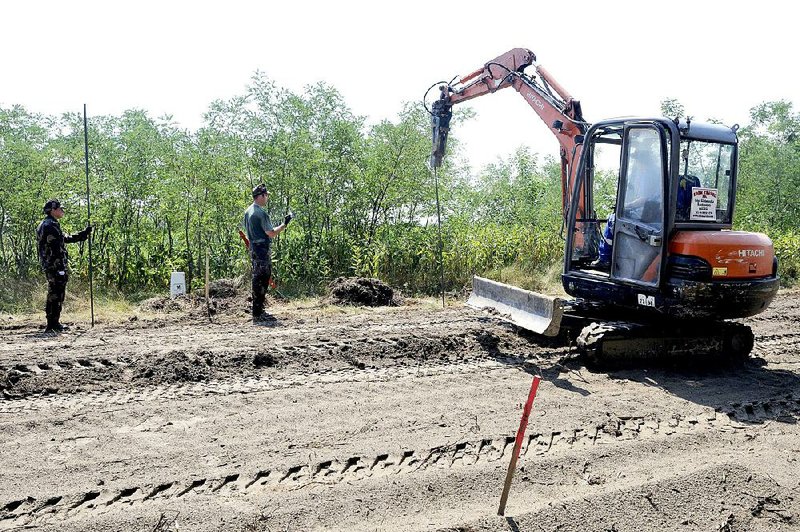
[466,276,564,336]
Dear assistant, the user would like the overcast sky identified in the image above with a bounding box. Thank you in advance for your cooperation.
[3,0,798,170]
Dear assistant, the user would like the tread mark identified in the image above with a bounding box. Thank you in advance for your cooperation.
[36,496,63,512]
[279,465,308,483]
[451,441,470,465]
[398,450,417,470]
[70,491,100,509]
[371,454,391,470]
[144,483,175,500]
[341,456,363,474]
[314,461,337,478]
[212,474,240,492]
[176,479,206,497]
[244,470,270,489]
[3,499,28,512]
[106,487,138,506]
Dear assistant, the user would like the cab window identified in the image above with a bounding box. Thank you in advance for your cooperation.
[676,140,734,223]
[621,128,663,227]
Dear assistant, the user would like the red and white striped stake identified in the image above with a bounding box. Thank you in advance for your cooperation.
[498,375,542,516]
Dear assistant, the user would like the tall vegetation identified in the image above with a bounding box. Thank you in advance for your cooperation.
[737,101,800,279]
[1,81,798,311]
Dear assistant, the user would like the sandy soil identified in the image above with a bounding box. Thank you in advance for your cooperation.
[0,288,798,531]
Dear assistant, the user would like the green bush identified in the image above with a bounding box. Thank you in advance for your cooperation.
[773,231,800,284]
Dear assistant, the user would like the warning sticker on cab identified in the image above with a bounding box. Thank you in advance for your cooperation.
[690,187,718,221]
[712,267,728,277]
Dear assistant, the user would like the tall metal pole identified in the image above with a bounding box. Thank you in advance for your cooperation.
[433,166,445,308]
[83,104,95,327]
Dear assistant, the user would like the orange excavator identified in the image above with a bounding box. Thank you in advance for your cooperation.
[428,47,779,362]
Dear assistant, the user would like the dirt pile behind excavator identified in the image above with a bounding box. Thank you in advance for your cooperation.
[328,277,400,307]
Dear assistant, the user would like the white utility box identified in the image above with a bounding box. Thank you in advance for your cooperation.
[170,271,186,298]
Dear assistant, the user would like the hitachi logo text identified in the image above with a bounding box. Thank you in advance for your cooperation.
[738,249,765,258]
[526,92,545,110]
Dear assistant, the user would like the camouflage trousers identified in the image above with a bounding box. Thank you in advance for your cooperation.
[45,270,68,328]
[251,243,272,317]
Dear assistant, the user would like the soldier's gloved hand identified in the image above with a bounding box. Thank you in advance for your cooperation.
[283,214,293,226]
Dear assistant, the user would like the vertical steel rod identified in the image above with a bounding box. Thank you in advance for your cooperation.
[83,104,95,327]
[433,166,445,308]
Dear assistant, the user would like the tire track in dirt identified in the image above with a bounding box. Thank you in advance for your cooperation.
[1,329,796,382]
[2,326,798,415]
[0,312,490,355]
[3,326,797,410]
[0,357,123,376]
[0,331,473,371]
[0,353,556,415]
[3,396,798,528]
[1,320,547,402]
[752,331,800,362]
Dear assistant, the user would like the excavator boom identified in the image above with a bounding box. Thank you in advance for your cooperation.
[428,47,587,334]
[430,47,587,221]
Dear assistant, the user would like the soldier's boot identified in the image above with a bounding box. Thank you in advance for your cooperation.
[45,300,68,332]
[253,312,277,324]
[45,301,59,333]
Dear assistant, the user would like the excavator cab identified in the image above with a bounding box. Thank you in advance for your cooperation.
[565,118,779,320]
[566,120,670,288]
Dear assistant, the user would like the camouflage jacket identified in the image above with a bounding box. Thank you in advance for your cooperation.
[36,216,90,273]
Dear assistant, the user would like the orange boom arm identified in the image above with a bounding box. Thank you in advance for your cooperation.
[429,48,588,224]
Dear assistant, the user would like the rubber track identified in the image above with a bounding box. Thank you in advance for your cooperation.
[3,395,798,528]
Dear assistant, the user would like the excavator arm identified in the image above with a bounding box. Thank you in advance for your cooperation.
[428,47,593,336]
[429,47,588,221]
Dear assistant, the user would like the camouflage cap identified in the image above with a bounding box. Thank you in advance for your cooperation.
[43,199,62,213]
[252,184,269,198]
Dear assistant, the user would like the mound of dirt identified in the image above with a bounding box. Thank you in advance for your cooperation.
[328,277,400,307]
[138,279,245,316]
[138,294,194,313]
[207,278,238,298]
[133,350,212,383]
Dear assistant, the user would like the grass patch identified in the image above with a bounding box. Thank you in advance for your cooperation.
[0,277,137,320]
[483,261,566,297]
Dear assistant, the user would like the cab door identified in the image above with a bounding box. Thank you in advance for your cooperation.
[611,124,667,287]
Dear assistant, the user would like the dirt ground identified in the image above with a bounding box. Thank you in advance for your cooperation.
[1,287,799,531]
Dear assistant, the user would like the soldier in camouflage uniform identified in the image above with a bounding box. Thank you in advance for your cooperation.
[243,184,292,323]
[36,199,92,332]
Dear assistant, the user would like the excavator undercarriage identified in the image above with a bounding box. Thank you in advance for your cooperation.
[468,276,757,367]
[574,319,754,368]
